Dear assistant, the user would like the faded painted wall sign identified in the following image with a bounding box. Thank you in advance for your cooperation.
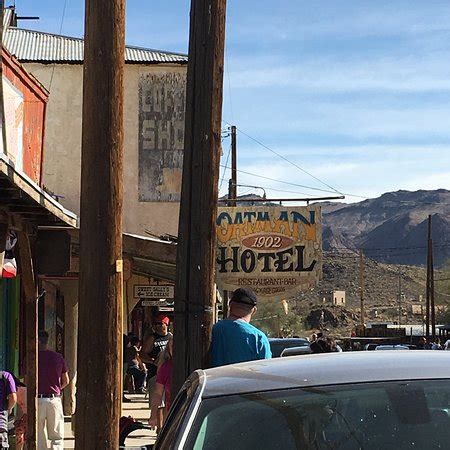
[216,206,322,299]
[138,72,186,202]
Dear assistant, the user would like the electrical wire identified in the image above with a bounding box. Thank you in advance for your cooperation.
[262,186,334,197]
[48,0,68,91]
[222,121,371,200]
[219,141,232,191]
[223,120,344,195]
[220,164,342,195]
[225,44,234,123]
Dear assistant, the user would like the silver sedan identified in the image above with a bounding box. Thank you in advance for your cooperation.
[152,351,450,449]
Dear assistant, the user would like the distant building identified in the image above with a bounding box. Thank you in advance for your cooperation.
[332,290,346,306]
[410,304,423,315]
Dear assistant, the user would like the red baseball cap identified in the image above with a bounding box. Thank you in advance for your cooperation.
[155,314,170,325]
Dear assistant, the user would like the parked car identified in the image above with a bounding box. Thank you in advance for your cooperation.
[364,343,379,351]
[280,345,312,357]
[268,337,309,357]
[150,352,450,449]
[375,344,410,350]
[281,344,343,357]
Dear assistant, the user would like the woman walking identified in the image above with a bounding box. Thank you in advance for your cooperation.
[148,336,173,431]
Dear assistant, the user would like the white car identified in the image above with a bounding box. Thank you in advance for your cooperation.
[151,351,450,449]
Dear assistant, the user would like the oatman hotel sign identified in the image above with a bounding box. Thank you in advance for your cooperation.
[216,206,322,299]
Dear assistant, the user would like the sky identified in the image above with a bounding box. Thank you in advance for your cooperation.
[9,0,450,202]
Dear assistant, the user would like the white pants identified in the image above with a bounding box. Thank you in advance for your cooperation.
[38,397,64,450]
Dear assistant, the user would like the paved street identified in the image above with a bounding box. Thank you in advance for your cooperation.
[63,394,156,448]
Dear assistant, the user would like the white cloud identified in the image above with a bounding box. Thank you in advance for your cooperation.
[227,52,450,93]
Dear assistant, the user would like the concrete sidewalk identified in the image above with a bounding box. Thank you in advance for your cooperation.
[63,394,156,448]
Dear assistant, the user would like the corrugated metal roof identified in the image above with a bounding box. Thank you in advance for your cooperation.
[3,27,188,64]
[3,8,13,28]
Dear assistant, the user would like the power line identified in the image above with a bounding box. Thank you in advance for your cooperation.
[260,185,331,197]
[48,0,68,91]
[327,243,450,253]
[219,140,232,191]
[223,121,344,195]
[222,121,371,200]
[224,44,234,123]
[220,164,341,195]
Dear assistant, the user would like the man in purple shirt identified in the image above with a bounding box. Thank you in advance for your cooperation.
[0,370,17,448]
[38,330,69,450]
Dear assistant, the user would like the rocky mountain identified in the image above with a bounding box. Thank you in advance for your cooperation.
[320,189,450,267]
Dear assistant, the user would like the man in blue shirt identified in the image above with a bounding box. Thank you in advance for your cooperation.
[211,288,272,367]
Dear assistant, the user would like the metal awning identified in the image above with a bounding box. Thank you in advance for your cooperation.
[0,153,78,227]
[123,233,176,281]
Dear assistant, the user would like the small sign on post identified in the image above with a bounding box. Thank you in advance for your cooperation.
[134,284,175,299]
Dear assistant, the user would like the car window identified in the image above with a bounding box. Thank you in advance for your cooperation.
[270,340,309,357]
[186,380,450,450]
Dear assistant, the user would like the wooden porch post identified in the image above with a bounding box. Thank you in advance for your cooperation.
[17,230,38,450]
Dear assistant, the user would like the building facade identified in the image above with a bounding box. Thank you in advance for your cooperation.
[3,8,184,418]
[4,9,188,237]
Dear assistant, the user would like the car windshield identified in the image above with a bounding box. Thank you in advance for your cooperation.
[269,340,309,357]
[187,380,450,450]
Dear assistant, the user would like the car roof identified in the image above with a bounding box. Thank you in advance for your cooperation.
[375,345,409,349]
[200,351,450,398]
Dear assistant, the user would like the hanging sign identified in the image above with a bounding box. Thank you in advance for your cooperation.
[216,206,322,299]
[141,299,172,307]
[134,285,175,299]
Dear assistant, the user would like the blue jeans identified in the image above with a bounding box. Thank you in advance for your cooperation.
[127,367,146,390]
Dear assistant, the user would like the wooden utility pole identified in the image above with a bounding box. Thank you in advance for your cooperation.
[17,230,38,450]
[426,214,432,339]
[359,249,365,328]
[223,125,237,318]
[429,216,436,340]
[228,125,237,207]
[75,0,125,447]
[173,0,227,395]
[398,272,402,328]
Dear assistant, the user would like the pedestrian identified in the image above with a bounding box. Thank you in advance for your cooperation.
[431,338,442,350]
[310,337,336,353]
[122,334,131,402]
[444,337,450,350]
[11,375,27,450]
[38,330,69,450]
[148,336,173,431]
[211,287,272,367]
[126,336,147,394]
[0,370,17,449]
[418,336,432,349]
[141,315,172,405]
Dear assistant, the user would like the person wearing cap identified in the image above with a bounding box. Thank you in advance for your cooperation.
[141,315,172,408]
[211,287,272,367]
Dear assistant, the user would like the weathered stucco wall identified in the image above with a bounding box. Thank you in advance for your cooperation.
[25,63,186,237]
